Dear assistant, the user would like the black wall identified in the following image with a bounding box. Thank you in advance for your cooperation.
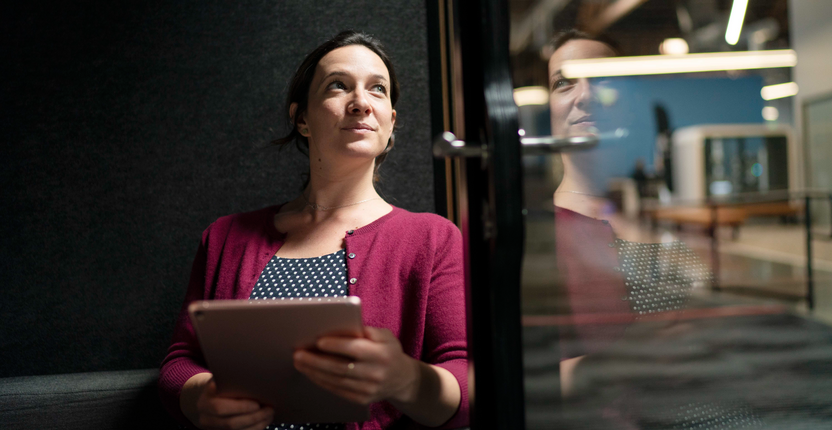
[1,0,434,377]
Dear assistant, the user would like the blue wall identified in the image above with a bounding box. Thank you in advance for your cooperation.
[580,75,766,179]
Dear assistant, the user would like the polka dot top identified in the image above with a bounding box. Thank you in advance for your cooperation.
[249,249,348,430]
[250,249,348,301]
[665,402,762,429]
[615,241,759,429]
[615,239,712,316]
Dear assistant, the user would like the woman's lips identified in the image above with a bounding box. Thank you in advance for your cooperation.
[571,116,594,127]
[342,124,375,133]
[572,121,596,128]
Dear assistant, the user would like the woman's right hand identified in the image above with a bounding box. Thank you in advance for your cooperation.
[181,372,274,430]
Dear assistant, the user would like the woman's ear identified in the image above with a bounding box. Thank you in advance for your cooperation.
[290,102,309,136]
[391,109,396,128]
[289,102,298,122]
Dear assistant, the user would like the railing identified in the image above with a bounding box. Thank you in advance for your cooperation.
[646,190,832,309]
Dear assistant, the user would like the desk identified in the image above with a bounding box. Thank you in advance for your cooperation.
[643,194,822,305]
[649,206,748,239]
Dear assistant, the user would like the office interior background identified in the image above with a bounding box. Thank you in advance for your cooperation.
[2,0,832,428]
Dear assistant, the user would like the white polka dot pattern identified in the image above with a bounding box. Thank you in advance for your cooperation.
[616,239,712,316]
[615,242,760,428]
[250,250,348,430]
[267,424,342,430]
[250,249,348,301]
[669,402,762,429]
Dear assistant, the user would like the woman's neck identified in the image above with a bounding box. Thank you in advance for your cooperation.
[555,155,612,219]
[557,154,605,196]
[304,161,379,209]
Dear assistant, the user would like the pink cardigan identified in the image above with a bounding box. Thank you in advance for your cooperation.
[159,205,469,430]
[555,207,633,359]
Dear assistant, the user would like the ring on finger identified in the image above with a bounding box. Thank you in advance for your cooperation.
[346,362,355,375]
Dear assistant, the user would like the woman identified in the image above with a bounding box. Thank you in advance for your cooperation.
[159,31,468,430]
[549,30,639,391]
[548,31,740,430]
[549,27,712,383]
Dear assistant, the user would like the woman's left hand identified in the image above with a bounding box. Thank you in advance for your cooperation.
[293,326,420,406]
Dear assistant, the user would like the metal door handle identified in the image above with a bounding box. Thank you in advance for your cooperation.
[519,135,599,155]
[432,132,489,158]
[432,131,599,158]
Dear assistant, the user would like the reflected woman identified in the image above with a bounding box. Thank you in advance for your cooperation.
[159,31,468,430]
[548,30,710,395]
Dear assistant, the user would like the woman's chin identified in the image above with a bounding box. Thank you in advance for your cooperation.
[338,143,387,160]
[553,124,600,138]
[567,123,599,137]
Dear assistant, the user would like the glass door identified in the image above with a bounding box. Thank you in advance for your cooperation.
[432,1,832,429]
[428,0,527,428]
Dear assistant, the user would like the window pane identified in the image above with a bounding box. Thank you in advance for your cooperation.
[511,1,832,428]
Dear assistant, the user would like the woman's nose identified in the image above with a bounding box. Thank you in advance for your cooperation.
[574,78,598,108]
[348,90,371,114]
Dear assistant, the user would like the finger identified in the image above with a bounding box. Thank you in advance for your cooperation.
[295,350,357,379]
[315,336,374,358]
[205,396,262,417]
[363,326,395,342]
[304,371,375,405]
[305,367,379,394]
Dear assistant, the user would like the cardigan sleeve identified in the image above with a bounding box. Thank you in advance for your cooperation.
[158,225,215,428]
[422,219,469,429]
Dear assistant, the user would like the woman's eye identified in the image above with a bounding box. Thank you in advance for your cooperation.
[327,81,347,90]
[371,84,387,94]
[552,78,574,91]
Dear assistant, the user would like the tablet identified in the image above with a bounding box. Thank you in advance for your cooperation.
[188,297,369,423]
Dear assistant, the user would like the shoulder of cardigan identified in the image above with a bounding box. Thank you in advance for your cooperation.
[342,205,405,237]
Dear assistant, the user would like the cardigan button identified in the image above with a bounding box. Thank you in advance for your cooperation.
[347,230,355,235]
[348,253,356,259]
[349,278,357,284]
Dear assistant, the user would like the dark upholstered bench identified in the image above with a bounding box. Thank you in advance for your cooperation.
[0,369,178,430]
[0,370,471,430]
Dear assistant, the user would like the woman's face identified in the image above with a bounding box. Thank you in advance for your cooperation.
[298,45,396,163]
[548,39,616,136]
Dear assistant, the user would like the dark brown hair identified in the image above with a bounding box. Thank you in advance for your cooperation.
[272,30,400,184]
[549,29,621,56]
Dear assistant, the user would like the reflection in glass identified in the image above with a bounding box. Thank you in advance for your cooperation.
[512,1,832,428]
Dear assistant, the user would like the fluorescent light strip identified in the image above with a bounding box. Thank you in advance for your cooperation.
[761,82,799,100]
[561,49,797,79]
[725,0,749,45]
[513,86,549,106]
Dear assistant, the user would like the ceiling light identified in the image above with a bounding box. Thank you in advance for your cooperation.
[659,38,689,55]
[761,82,799,100]
[762,106,779,121]
[513,86,549,106]
[561,49,797,78]
[725,0,749,45]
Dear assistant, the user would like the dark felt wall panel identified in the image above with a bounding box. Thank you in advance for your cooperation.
[0,0,433,377]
